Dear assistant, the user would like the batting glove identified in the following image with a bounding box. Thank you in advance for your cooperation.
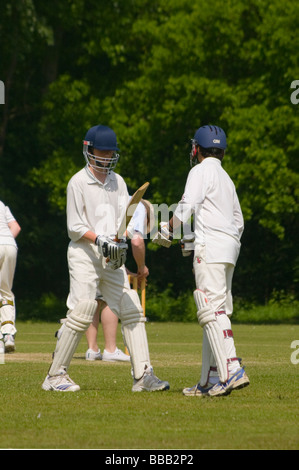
[180,234,195,257]
[106,246,127,270]
[152,222,173,248]
[95,235,128,264]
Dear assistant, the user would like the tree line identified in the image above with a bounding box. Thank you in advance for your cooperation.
[0,0,298,319]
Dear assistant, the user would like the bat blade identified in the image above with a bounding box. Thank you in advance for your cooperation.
[117,182,150,239]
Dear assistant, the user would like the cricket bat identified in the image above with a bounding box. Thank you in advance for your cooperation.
[116,182,150,240]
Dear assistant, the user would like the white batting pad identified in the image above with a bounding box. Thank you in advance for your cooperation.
[0,304,17,335]
[49,300,97,376]
[119,290,144,324]
[216,313,239,373]
[193,289,228,383]
[65,299,97,332]
[194,289,215,326]
[120,290,150,379]
[200,329,215,387]
[204,321,229,383]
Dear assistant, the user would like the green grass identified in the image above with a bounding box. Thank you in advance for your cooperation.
[0,321,298,450]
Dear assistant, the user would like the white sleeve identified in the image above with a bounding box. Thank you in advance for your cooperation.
[116,177,130,237]
[233,192,244,239]
[5,206,15,223]
[67,181,89,241]
[126,200,146,238]
[174,167,206,223]
[133,202,147,234]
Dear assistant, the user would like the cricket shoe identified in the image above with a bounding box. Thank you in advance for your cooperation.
[182,381,230,397]
[183,383,213,397]
[4,334,15,353]
[102,348,130,362]
[42,373,80,392]
[132,366,170,392]
[227,367,250,391]
[85,348,102,361]
[206,367,249,397]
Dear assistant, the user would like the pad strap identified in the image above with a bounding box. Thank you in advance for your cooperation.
[0,299,14,308]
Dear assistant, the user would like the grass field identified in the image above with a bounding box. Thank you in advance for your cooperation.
[0,321,298,450]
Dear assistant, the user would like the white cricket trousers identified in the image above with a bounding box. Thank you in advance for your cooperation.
[66,239,131,316]
[193,246,234,315]
[0,244,17,335]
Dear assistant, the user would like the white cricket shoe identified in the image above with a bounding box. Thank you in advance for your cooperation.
[4,334,15,353]
[183,383,213,396]
[207,368,250,396]
[183,367,250,397]
[42,373,80,392]
[85,348,102,361]
[132,365,170,392]
[183,381,231,397]
[102,348,130,362]
[226,367,250,391]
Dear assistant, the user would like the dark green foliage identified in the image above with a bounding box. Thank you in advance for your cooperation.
[1,0,298,320]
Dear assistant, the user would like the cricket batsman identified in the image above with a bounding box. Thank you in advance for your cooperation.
[153,125,249,397]
[42,124,169,393]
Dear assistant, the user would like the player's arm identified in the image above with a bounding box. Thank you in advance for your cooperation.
[8,220,21,238]
[131,231,149,280]
[82,230,97,244]
[168,214,182,233]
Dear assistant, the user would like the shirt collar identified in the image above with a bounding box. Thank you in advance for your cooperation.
[200,157,222,166]
[85,165,117,185]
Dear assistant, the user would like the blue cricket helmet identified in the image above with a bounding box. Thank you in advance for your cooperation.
[83,125,120,174]
[193,125,227,149]
[84,124,119,151]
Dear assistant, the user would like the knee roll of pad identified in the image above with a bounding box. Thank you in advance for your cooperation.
[120,290,144,326]
[194,289,215,326]
[65,299,97,332]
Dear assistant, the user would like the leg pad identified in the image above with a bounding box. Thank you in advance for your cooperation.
[49,300,97,376]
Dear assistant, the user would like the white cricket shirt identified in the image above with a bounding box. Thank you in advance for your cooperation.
[67,166,130,241]
[127,197,147,238]
[174,158,244,265]
[0,201,17,247]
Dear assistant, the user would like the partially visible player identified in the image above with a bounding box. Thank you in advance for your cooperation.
[153,125,249,397]
[42,124,169,392]
[0,201,21,354]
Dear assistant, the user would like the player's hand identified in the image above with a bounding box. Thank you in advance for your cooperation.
[180,234,195,257]
[152,222,173,247]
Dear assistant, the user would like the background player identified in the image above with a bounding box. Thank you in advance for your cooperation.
[0,201,21,354]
